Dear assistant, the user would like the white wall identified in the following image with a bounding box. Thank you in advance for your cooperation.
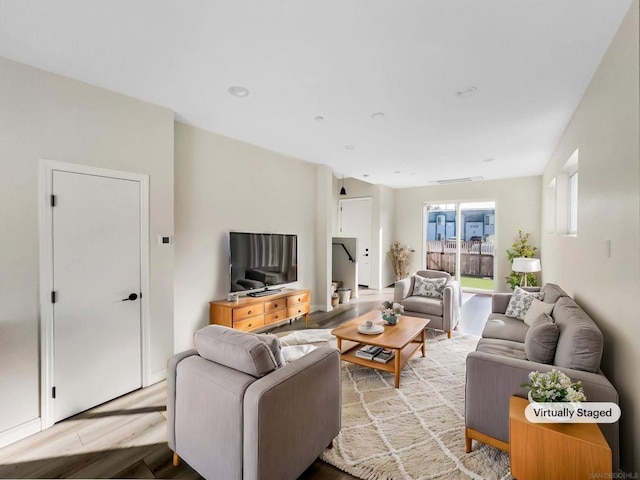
[174,123,319,352]
[393,176,542,292]
[0,57,174,439]
[540,0,639,471]
[332,177,395,289]
[332,237,357,295]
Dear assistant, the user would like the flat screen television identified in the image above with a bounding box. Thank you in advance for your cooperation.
[229,232,298,294]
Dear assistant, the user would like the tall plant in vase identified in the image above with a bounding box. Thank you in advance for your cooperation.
[506,230,538,290]
[387,242,412,281]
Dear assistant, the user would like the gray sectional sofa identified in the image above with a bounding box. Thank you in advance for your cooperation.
[465,283,619,471]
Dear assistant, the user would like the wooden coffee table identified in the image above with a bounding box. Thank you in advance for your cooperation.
[330,310,430,388]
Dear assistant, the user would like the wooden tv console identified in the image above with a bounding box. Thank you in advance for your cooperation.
[209,288,310,332]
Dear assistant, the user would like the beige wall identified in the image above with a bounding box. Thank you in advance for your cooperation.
[173,123,319,352]
[393,176,542,292]
[540,0,639,471]
[0,58,175,438]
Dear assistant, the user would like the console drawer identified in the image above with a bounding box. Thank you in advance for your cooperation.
[265,311,287,325]
[287,302,310,318]
[233,315,265,331]
[232,304,264,321]
[287,292,310,307]
[265,299,286,313]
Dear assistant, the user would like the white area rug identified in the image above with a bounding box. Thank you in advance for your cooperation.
[279,328,511,480]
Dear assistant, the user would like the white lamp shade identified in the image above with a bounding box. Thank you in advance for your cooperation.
[512,257,541,273]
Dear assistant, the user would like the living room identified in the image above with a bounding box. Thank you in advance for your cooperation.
[0,0,638,478]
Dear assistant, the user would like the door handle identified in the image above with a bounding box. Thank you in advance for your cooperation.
[122,293,138,301]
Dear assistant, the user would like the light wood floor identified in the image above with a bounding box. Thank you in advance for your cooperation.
[0,289,490,479]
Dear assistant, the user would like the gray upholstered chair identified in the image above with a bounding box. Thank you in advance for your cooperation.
[167,325,341,480]
[394,270,462,338]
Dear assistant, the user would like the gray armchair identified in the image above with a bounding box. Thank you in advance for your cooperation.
[167,325,341,480]
[394,270,462,338]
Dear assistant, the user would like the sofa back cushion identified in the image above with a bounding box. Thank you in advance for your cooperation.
[524,313,559,364]
[195,325,278,378]
[415,270,451,282]
[541,283,570,304]
[553,297,603,372]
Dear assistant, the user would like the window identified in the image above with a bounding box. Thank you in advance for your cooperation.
[569,171,578,234]
[550,149,578,236]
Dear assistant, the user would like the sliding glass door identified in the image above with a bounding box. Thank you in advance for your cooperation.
[424,201,496,292]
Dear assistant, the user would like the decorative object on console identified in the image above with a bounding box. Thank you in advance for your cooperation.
[379,300,403,325]
[511,257,541,287]
[226,292,238,302]
[386,241,413,281]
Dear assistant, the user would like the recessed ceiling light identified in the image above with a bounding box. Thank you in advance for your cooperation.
[315,116,324,121]
[371,112,385,120]
[456,86,477,98]
[363,174,370,178]
[228,86,249,97]
[393,171,401,174]
[345,145,354,150]
[482,158,495,163]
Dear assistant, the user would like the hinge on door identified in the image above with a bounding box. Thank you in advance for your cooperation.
[50,195,56,207]
[51,291,56,303]
[52,387,56,399]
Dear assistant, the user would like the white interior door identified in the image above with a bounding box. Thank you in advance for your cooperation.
[52,171,142,422]
[339,198,372,287]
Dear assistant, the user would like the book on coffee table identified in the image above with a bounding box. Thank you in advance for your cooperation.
[355,345,383,360]
[373,349,396,363]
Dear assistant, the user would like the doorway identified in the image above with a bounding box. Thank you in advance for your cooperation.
[338,197,372,287]
[39,160,150,428]
[424,201,496,292]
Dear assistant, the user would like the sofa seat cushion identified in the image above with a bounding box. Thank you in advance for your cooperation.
[482,313,529,343]
[524,313,559,364]
[401,296,443,317]
[553,297,603,372]
[475,338,528,361]
[195,325,278,378]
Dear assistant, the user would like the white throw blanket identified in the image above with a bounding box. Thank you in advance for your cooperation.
[277,329,336,363]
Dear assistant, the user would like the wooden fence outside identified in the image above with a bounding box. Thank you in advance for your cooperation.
[425,241,494,278]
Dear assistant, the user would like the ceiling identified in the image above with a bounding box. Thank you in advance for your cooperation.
[0,0,632,188]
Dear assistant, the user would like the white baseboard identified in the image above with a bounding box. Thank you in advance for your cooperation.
[0,418,42,449]
[149,368,167,385]
[311,304,329,312]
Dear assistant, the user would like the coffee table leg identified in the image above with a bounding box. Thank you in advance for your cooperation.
[421,329,426,357]
[394,349,401,388]
[336,337,342,353]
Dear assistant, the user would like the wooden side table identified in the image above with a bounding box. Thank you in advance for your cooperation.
[509,396,611,479]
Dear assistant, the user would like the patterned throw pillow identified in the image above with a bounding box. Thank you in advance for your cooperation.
[412,275,447,298]
[505,286,544,321]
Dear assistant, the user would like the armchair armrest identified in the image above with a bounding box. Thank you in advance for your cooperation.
[465,351,619,470]
[243,347,341,480]
[491,293,512,314]
[166,348,197,451]
[443,280,461,334]
[394,276,413,302]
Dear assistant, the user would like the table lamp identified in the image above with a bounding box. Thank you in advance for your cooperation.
[511,257,541,287]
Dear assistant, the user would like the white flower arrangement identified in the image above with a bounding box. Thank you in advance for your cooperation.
[521,369,586,402]
[379,301,404,318]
